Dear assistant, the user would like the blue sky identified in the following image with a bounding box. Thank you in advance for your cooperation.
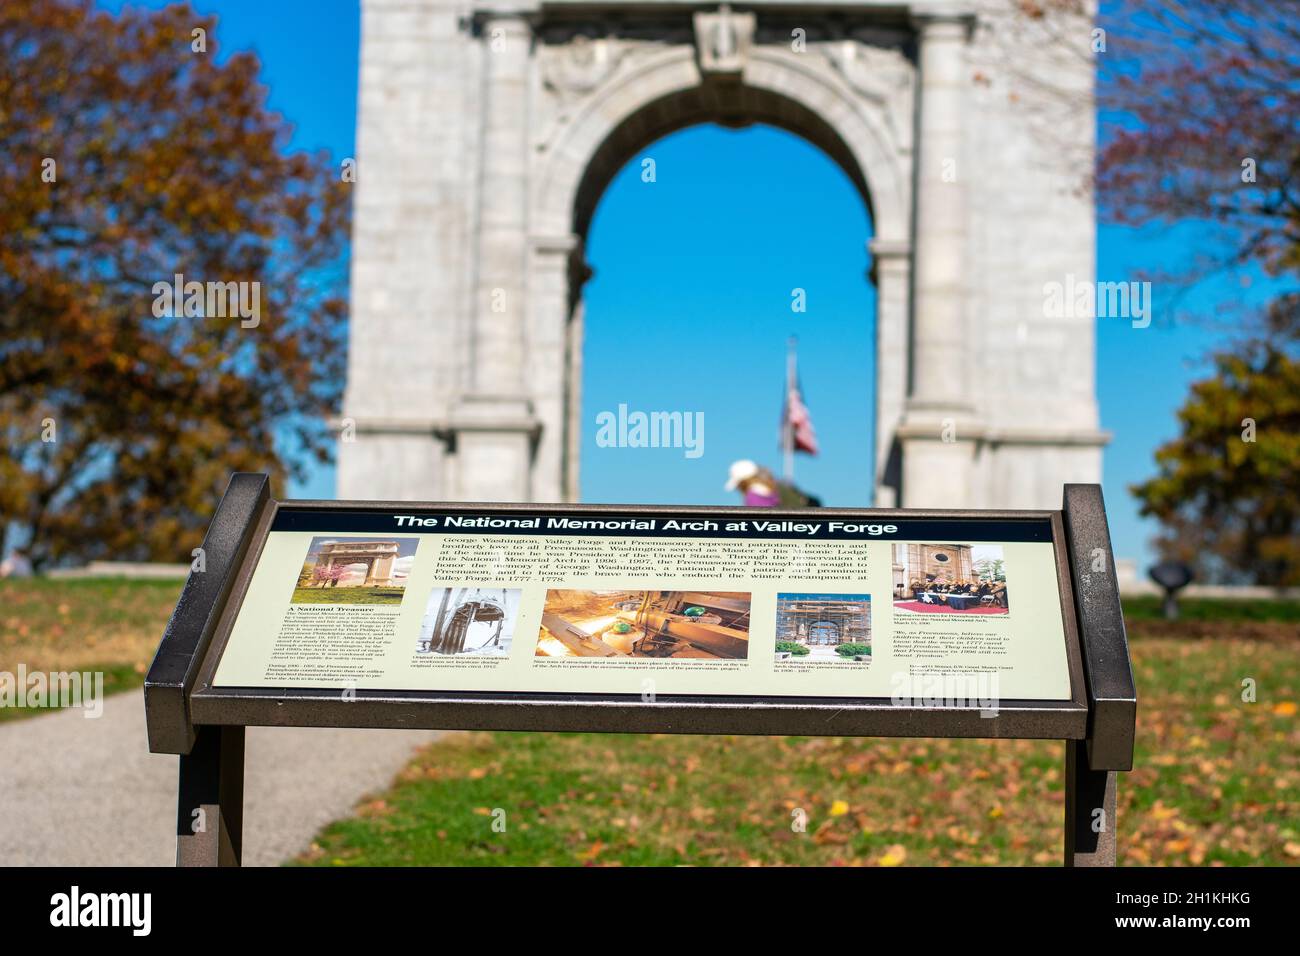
[96,0,1257,567]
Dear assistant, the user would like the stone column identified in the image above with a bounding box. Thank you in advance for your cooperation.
[447,398,539,502]
[900,11,978,507]
[526,233,581,503]
[869,237,911,508]
[565,295,586,503]
[371,554,394,587]
[474,14,531,390]
[450,13,539,502]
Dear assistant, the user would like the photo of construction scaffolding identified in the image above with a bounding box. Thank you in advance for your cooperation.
[535,590,751,660]
[418,587,522,657]
[774,593,872,662]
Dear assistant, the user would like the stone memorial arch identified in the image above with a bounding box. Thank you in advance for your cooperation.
[314,540,400,587]
[338,0,1108,508]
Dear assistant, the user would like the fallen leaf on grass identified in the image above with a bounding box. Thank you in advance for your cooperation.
[877,844,907,867]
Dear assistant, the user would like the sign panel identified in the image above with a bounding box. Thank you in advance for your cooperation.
[211,508,1073,702]
[210,509,1066,702]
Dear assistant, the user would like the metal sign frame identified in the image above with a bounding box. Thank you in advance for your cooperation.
[145,473,1136,867]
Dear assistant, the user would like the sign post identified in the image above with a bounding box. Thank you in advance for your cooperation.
[146,474,1136,867]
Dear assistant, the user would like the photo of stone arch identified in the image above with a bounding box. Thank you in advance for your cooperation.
[419,587,521,657]
[892,543,1008,615]
[292,536,418,606]
[774,593,872,663]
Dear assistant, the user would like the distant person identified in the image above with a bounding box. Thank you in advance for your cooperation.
[0,548,33,578]
[725,460,780,507]
[725,460,820,508]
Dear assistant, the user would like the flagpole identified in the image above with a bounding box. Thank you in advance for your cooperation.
[783,336,796,483]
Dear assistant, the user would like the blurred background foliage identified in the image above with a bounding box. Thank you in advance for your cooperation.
[0,0,349,568]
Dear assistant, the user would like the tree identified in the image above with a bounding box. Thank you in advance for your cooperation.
[0,0,350,568]
[1132,298,1300,586]
[311,564,347,589]
[1094,2,1300,582]
[973,557,1006,583]
[1096,0,1300,284]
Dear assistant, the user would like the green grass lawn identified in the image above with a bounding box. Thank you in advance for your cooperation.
[3,578,1296,865]
[0,577,181,722]
[297,623,1299,867]
[290,586,406,605]
[1121,594,1300,622]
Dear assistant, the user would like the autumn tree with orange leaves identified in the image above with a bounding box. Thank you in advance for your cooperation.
[0,0,350,568]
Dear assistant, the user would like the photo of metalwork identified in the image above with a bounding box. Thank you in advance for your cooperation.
[418,587,521,657]
[535,590,751,660]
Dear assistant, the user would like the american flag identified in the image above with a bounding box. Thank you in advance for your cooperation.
[781,372,819,456]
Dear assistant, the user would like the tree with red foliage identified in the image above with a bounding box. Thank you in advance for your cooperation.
[1097,0,1300,283]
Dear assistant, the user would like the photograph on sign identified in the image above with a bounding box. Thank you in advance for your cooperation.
[892,543,1009,615]
[292,536,419,606]
[535,590,751,659]
[774,592,872,664]
[418,587,521,657]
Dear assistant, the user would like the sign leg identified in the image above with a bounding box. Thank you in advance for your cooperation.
[176,725,245,867]
[1064,738,1116,867]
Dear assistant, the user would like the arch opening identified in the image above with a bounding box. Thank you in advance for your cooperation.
[807,620,842,645]
[570,83,876,242]
[572,114,877,507]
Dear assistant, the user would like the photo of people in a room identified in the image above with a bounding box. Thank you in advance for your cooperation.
[892,543,1009,615]
[536,590,751,660]
[418,587,521,657]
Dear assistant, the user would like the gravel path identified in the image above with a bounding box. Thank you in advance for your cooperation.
[0,688,439,866]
